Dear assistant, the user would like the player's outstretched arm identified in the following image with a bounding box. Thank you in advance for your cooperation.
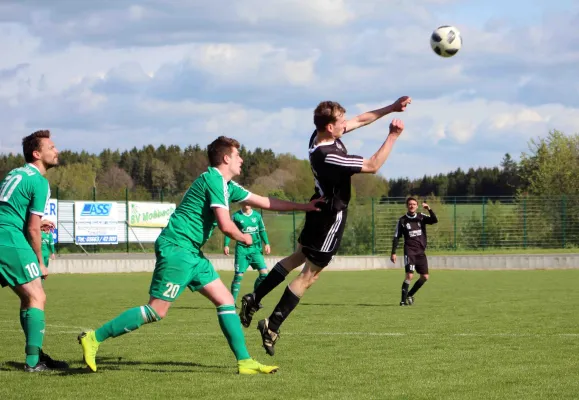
[245,195,323,213]
[360,119,404,174]
[214,207,252,246]
[345,96,411,134]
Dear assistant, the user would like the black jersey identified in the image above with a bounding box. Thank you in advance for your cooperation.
[391,210,438,256]
[308,131,363,212]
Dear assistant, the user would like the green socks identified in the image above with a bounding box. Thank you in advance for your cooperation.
[231,273,243,303]
[23,308,45,367]
[254,272,267,291]
[95,305,161,343]
[217,305,250,361]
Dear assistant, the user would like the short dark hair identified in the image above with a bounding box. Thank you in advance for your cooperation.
[313,101,346,131]
[207,136,240,167]
[406,196,418,205]
[22,130,51,163]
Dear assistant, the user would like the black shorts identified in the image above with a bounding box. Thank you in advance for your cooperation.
[298,208,348,268]
[404,253,428,275]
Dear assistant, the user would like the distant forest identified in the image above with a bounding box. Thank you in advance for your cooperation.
[0,130,577,200]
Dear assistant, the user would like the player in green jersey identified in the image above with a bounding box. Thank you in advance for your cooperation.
[0,130,68,372]
[41,223,56,267]
[78,136,322,375]
[223,204,270,304]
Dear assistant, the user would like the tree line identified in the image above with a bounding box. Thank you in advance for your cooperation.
[0,130,577,201]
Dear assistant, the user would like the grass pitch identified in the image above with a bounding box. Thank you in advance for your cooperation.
[1,269,578,399]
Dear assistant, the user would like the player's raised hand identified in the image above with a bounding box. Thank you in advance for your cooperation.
[423,202,430,210]
[223,246,230,256]
[389,119,404,137]
[392,96,411,112]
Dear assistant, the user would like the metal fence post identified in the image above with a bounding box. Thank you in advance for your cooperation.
[562,195,567,248]
[453,197,457,250]
[371,197,375,255]
[523,196,527,248]
[292,210,296,252]
[126,187,130,253]
[481,197,486,250]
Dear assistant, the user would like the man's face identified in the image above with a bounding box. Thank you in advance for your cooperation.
[328,112,347,139]
[407,200,418,214]
[241,204,251,213]
[226,147,243,177]
[35,138,59,169]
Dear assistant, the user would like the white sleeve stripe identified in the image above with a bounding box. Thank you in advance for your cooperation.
[240,192,252,202]
[210,204,229,209]
[30,211,45,216]
[325,159,364,167]
[325,155,363,166]
[326,154,362,160]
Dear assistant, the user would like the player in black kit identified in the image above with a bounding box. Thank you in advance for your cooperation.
[240,95,411,356]
[390,197,438,306]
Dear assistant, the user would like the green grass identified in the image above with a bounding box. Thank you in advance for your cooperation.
[1,270,578,399]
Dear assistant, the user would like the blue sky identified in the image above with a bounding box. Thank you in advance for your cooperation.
[0,0,578,179]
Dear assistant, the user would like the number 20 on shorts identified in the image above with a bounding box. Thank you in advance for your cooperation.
[163,283,181,299]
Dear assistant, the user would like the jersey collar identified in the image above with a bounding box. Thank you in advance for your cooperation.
[26,163,40,173]
[406,212,417,219]
[242,210,254,217]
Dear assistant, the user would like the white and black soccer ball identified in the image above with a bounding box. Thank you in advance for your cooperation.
[430,25,462,58]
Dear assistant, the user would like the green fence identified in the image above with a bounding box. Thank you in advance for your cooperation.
[53,188,579,255]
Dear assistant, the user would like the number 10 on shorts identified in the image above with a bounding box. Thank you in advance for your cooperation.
[25,263,40,278]
[163,283,181,299]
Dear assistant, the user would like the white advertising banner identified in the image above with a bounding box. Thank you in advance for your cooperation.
[74,202,119,245]
[128,202,176,228]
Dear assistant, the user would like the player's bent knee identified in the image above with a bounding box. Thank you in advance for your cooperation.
[148,299,171,319]
[421,274,429,281]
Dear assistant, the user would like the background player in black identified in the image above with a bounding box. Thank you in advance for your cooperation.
[390,197,438,306]
[240,95,411,356]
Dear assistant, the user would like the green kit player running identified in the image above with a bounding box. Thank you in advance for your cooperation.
[41,223,56,267]
[0,130,68,372]
[78,136,322,375]
[224,203,271,304]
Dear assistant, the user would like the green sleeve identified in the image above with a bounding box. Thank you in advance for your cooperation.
[49,234,55,254]
[30,177,50,216]
[258,214,269,245]
[228,180,252,203]
[224,235,231,247]
[206,174,229,209]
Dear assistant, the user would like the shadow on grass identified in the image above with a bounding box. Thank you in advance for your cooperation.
[300,302,398,307]
[1,358,230,375]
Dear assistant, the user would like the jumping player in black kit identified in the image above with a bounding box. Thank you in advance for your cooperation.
[390,197,438,306]
[239,95,411,356]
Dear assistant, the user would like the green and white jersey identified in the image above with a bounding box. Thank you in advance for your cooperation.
[158,167,251,253]
[224,210,269,251]
[41,230,55,257]
[0,164,50,249]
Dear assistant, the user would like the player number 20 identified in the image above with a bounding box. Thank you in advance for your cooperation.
[163,283,180,299]
[24,262,40,278]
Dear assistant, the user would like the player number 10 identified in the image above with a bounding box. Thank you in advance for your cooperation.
[163,283,180,299]
[24,262,40,278]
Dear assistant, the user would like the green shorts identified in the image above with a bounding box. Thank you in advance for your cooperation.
[149,239,220,302]
[234,248,268,274]
[0,245,42,288]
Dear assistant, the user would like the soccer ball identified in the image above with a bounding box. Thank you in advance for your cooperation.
[430,25,462,58]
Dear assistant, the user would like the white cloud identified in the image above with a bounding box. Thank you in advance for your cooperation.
[0,0,577,180]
